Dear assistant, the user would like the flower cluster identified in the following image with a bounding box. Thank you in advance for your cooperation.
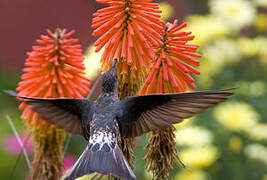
[174,126,214,147]
[245,144,267,166]
[209,0,256,30]
[213,101,259,131]
[17,29,90,127]
[179,145,219,168]
[140,20,200,94]
[93,0,164,70]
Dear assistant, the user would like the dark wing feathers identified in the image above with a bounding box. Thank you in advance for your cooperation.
[118,89,234,138]
[27,101,83,134]
[5,90,93,136]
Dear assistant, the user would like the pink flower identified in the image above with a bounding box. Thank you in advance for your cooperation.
[63,155,77,171]
[3,133,33,155]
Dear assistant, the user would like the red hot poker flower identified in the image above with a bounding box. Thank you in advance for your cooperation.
[92,0,164,74]
[17,29,90,127]
[142,20,201,180]
[140,20,201,94]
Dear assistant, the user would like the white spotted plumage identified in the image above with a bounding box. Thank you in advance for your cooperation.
[89,131,117,151]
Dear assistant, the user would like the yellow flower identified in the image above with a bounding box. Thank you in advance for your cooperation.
[180,145,219,168]
[214,101,259,131]
[255,37,267,64]
[246,123,267,141]
[175,169,208,180]
[255,14,267,32]
[198,37,242,88]
[209,0,256,30]
[185,15,230,45]
[202,38,241,65]
[237,37,260,57]
[245,144,267,166]
[229,136,243,153]
[237,36,267,63]
[175,126,213,147]
[249,81,266,97]
[198,59,219,88]
[235,80,266,97]
[159,2,174,20]
[235,81,251,97]
[83,45,102,80]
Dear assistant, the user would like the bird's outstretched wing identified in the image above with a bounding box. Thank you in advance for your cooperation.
[5,90,94,137]
[117,89,234,138]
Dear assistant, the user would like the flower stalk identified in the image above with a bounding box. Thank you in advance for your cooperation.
[16,29,90,180]
[141,20,201,179]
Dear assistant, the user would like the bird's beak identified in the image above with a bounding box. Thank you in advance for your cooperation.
[112,58,117,68]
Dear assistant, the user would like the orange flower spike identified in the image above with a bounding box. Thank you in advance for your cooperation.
[121,31,128,58]
[165,56,173,66]
[162,60,169,82]
[143,20,202,180]
[140,20,201,94]
[156,69,163,93]
[168,69,179,89]
[92,0,164,72]
[17,28,90,127]
[145,71,158,94]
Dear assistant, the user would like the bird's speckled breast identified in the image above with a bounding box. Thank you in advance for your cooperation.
[90,92,120,137]
[88,92,120,152]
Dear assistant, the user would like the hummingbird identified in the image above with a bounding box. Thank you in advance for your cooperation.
[5,59,234,180]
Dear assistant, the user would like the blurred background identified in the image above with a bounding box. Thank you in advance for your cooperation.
[1,0,267,179]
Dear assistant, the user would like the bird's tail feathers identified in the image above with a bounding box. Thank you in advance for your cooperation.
[63,142,136,180]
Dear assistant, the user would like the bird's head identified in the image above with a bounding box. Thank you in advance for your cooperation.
[102,59,118,93]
